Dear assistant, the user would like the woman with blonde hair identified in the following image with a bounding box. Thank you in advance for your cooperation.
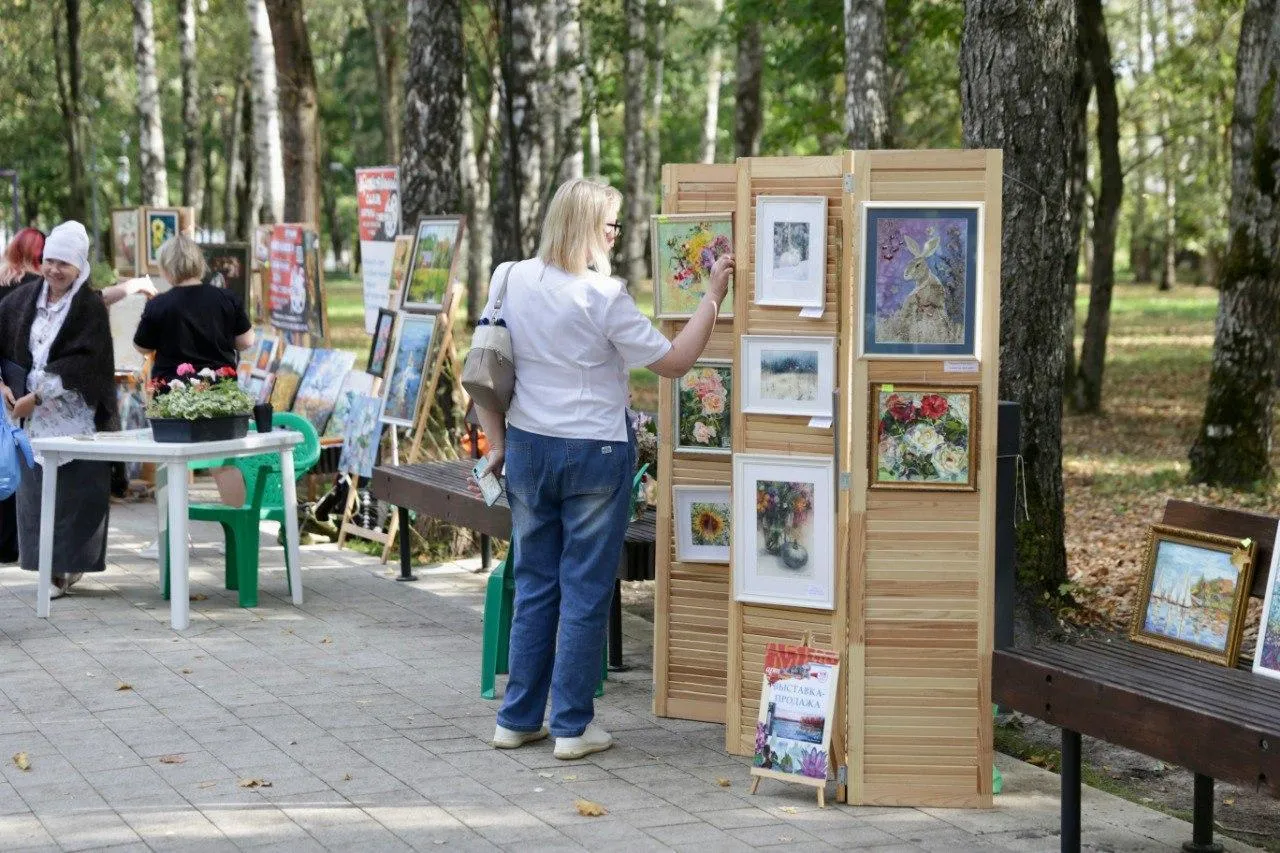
[473,178,733,759]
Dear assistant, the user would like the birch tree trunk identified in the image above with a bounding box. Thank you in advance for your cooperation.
[364,0,403,164]
[1188,0,1280,486]
[734,16,762,158]
[621,0,648,285]
[132,0,169,206]
[463,55,501,325]
[1073,0,1124,414]
[700,0,725,163]
[644,0,665,255]
[264,0,321,226]
[247,0,283,223]
[583,35,601,177]
[223,79,246,238]
[237,87,259,240]
[537,0,558,203]
[1129,0,1152,283]
[555,0,585,184]
[53,0,87,223]
[843,0,888,149]
[179,0,202,212]
[493,0,542,263]
[402,0,464,222]
[1152,0,1177,291]
[961,0,1080,593]
[1061,14,1091,401]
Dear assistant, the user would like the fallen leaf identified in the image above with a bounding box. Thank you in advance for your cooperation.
[1223,796,1236,806]
[288,741,297,746]
[181,668,192,675]
[198,781,216,789]
[778,806,798,814]
[13,752,30,771]
[1027,754,1048,768]
[189,594,207,601]
[238,778,272,789]
[320,637,332,645]
[562,774,577,782]
[716,777,732,788]
[574,799,607,817]
[159,755,185,764]
[537,772,554,779]
[116,683,133,692]
[342,773,352,781]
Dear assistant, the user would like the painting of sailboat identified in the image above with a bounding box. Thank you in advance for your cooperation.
[1131,525,1255,666]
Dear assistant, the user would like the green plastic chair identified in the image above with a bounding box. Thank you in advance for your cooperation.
[163,412,322,607]
[481,464,650,700]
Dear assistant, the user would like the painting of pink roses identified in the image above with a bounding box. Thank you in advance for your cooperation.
[674,361,732,455]
[870,384,978,490]
[651,213,735,319]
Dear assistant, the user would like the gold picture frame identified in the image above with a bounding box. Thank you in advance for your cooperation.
[868,383,979,491]
[1129,524,1256,666]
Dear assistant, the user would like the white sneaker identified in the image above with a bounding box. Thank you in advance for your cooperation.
[492,724,549,749]
[553,724,613,760]
[139,536,201,559]
[49,582,66,600]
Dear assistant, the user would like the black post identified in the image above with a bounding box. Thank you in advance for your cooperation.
[995,401,1020,652]
[608,578,627,671]
[395,506,418,582]
[1182,774,1223,853]
[1061,729,1082,853]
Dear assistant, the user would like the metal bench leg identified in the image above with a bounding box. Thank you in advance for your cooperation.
[1183,774,1223,853]
[1061,729,1081,853]
[395,506,418,582]
[608,578,628,672]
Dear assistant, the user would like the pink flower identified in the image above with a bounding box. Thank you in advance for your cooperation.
[700,393,725,415]
[692,422,717,444]
[176,363,196,377]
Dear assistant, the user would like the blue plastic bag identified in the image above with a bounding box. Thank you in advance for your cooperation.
[0,406,34,500]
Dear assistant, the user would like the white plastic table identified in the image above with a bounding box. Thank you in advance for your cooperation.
[29,428,304,629]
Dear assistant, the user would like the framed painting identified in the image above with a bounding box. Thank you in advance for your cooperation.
[389,234,415,296]
[201,243,252,306]
[338,394,384,478]
[252,334,280,373]
[1253,520,1280,680]
[144,208,181,273]
[859,203,982,358]
[754,196,827,309]
[324,371,378,439]
[869,384,978,490]
[674,360,732,455]
[752,643,840,787]
[650,213,735,319]
[291,349,357,433]
[403,215,465,312]
[367,308,396,378]
[741,335,835,418]
[673,485,731,564]
[111,208,140,275]
[381,312,438,427]
[733,454,835,610]
[1130,524,1256,667]
[269,344,312,412]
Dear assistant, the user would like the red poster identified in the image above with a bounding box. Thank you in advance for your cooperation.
[268,224,307,332]
[356,167,400,243]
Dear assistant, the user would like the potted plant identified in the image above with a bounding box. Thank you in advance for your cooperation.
[147,363,255,443]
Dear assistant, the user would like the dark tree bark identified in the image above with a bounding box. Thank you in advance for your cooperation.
[621,0,648,285]
[179,0,202,212]
[223,79,247,240]
[734,15,763,158]
[1061,9,1090,403]
[493,0,542,264]
[364,0,403,164]
[237,85,257,241]
[962,0,1081,594]
[402,0,464,222]
[1129,0,1153,284]
[53,0,87,222]
[1188,0,1280,486]
[1072,0,1124,414]
[264,0,321,225]
[843,0,888,149]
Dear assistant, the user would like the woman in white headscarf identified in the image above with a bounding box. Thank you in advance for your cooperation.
[0,221,118,598]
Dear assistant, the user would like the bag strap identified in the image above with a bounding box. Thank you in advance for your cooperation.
[491,261,517,318]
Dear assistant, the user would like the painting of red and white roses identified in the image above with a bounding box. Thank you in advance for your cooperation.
[870,384,978,490]
[674,361,731,454]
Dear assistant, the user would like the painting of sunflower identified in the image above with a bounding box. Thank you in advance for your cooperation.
[690,502,730,547]
[674,486,731,564]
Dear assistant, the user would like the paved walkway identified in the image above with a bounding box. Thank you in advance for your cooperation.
[0,495,1261,852]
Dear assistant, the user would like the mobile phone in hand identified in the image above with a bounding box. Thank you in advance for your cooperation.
[472,456,502,506]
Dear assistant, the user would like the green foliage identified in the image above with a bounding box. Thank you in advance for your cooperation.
[147,371,254,420]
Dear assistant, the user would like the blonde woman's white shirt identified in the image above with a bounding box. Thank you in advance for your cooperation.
[484,259,670,442]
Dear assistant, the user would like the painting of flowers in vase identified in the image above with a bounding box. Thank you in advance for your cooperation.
[674,361,731,454]
[651,213,734,319]
[870,384,978,490]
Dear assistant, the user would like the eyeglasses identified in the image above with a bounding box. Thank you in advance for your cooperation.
[605,221,623,237]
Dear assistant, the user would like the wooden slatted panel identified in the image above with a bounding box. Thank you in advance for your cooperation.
[653,163,738,723]
[848,150,1000,808]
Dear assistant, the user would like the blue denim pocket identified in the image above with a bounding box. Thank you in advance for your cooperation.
[567,440,627,496]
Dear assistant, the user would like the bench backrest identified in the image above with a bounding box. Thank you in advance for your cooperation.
[1161,499,1276,600]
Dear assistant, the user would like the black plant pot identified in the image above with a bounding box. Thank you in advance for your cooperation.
[149,414,251,443]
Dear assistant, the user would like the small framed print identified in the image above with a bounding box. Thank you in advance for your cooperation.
[1252,520,1280,680]
[111,208,140,275]
[859,202,982,358]
[650,212,735,319]
[1131,524,1255,667]
[380,312,438,427]
[367,308,396,378]
[673,485,731,564]
[754,196,827,309]
[144,207,181,272]
[741,335,835,418]
[403,215,465,312]
[870,384,978,491]
[673,360,732,455]
[734,454,835,610]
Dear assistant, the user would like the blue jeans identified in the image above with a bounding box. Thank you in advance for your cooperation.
[497,425,634,737]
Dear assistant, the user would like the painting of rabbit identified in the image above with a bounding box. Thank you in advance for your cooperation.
[861,205,980,357]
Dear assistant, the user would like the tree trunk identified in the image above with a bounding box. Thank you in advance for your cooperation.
[402,0,463,224]
[223,79,247,240]
[584,37,601,177]
[555,0,585,183]
[700,0,725,163]
[364,0,403,165]
[53,0,87,223]
[843,0,888,149]
[237,82,258,241]
[493,0,542,264]
[133,0,169,206]
[641,1,665,279]
[1061,6,1091,404]
[463,51,501,327]
[962,0,1080,595]
[734,16,763,157]
[537,0,558,204]
[621,0,648,286]
[201,116,216,233]
[1188,0,1280,486]
[1073,0,1124,414]
[1129,0,1152,283]
[264,0,321,226]
[246,0,284,223]
[179,0,202,213]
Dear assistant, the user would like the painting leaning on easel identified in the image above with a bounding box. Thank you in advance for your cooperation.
[750,642,840,805]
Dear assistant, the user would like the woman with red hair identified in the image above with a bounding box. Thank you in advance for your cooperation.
[0,227,46,292]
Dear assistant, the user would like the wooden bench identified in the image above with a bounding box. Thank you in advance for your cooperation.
[369,458,656,668]
[994,500,1280,852]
